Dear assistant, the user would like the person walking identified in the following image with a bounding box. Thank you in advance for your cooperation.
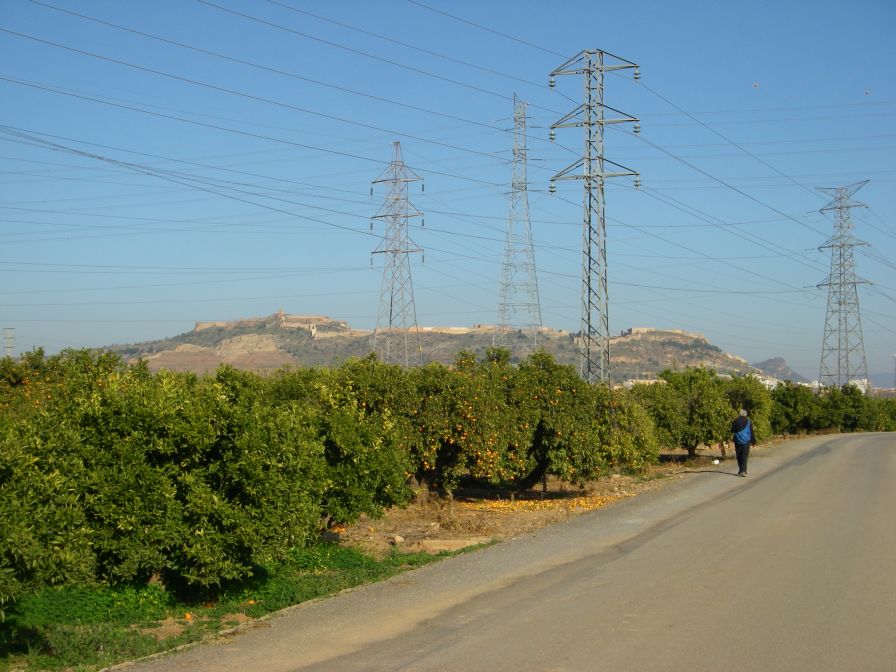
[731,409,756,477]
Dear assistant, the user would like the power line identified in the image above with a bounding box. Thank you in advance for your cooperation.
[0,28,508,162]
[0,79,509,191]
[0,76,392,165]
[634,185,825,273]
[262,0,547,89]
[194,0,515,104]
[622,127,828,239]
[553,193,818,296]
[0,128,579,258]
[396,0,845,250]
[0,127,382,238]
[406,0,566,58]
[30,0,510,134]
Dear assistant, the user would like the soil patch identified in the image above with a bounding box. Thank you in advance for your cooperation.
[138,617,187,642]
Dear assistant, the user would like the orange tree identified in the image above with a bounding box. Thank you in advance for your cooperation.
[874,398,896,431]
[463,348,532,485]
[0,349,135,613]
[406,350,659,494]
[307,356,415,525]
[665,368,731,457]
[405,351,517,492]
[770,381,823,436]
[820,384,877,432]
[405,361,461,489]
[627,379,686,452]
[508,351,601,490]
[593,385,660,473]
[0,352,329,607]
[632,368,730,457]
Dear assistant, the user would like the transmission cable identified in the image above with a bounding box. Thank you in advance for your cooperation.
[0,28,508,162]
[29,1,510,135]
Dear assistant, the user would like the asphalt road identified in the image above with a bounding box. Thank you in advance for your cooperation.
[121,433,896,672]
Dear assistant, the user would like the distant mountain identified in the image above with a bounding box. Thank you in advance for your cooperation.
[105,314,765,383]
[871,371,895,389]
[751,357,809,383]
[608,327,757,381]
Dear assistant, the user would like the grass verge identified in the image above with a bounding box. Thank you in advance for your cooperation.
[0,543,452,671]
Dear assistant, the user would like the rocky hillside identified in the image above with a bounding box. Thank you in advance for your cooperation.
[751,357,809,383]
[106,313,775,383]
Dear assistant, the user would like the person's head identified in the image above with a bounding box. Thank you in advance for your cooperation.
[739,409,748,417]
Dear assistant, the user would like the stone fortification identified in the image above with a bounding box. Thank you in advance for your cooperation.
[194,311,348,334]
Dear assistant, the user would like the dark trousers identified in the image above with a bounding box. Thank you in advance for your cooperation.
[735,442,750,474]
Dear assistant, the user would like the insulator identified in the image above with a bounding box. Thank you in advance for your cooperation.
[634,178,641,190]
[421,218,425,228]
[369,220,373,230]
[548,76,556,88]
[549,129,556,142]
[369,186,373,196]
[549,183,556,194]
[633,123,641,135]
[421,183,425,192]
[633,68,640,81]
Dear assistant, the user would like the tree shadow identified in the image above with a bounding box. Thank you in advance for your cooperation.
[683,469,742,477]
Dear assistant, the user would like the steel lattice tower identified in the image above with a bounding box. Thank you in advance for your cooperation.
[371,141,424,366]
[3,328,13,358]
[817,180,870,388]
[548,50,640,384]
[495,93,542,350]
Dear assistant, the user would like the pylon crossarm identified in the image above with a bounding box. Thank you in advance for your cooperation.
[551,157,638,182]
[551,158,585,182]
[372,247,422,255]
[372,206,423,220]
[550,49,637,77]
[550,104,586,129]
[550,50,590,77]
[599,104,639,123]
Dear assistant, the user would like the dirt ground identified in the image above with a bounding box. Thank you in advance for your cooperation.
[336,444,746,557]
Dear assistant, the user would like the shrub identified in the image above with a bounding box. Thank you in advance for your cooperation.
[312,357,414,525]
[770,382,823,435]
[509,351,600,489]
[0,352,329,605]
[821,384,877,432]
[596,388,660,472]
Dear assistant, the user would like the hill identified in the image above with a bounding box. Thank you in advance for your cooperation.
[751,357,809,383]
[105,312,773,383]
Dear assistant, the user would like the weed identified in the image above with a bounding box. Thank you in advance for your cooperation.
[0,543,447,671]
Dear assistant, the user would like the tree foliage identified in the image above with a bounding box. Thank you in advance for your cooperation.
[770,382,823,436]
[1,348,890,616]
[632,368,730,456]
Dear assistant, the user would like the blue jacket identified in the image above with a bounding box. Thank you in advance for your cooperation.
[731,416,756,446]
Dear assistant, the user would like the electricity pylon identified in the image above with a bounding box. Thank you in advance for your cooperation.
[3,328,13,358]
[548,49,640,384]
[371,141,424,367]
[817,180,870,388]
[495,93,542,350]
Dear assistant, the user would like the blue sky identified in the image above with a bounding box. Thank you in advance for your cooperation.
[1,0,894,381]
